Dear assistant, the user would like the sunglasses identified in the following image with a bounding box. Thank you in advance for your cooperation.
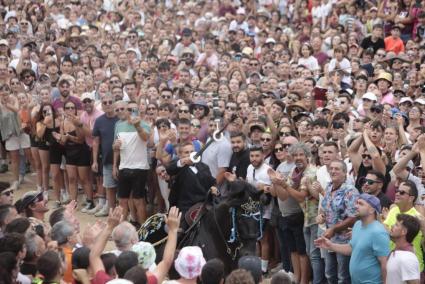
[64,106,75,110]
[110,80,120,84]
[279,131,291,136]
[395,189,410,196]
[274,147,284,153]
[362,154,372,160]
[158,124,169,129]
[194,106,205,111]
[147,107,157,111]
[179,109,189,113]
[1,189,13,196]
[191,124,201,128]
[115,107,125,112]
[82,99,93,104]
[102,100,113,105]
[261,137,272,142]
[364,179,381,185]
[161,95,171,99]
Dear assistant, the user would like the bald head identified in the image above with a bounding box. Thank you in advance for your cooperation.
[283,136,299,144]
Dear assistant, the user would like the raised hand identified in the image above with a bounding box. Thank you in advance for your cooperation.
[165,206,181,232]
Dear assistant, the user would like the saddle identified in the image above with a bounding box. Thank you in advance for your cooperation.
[184,202,211,227]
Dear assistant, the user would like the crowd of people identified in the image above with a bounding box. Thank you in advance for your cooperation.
[4,0,425,283]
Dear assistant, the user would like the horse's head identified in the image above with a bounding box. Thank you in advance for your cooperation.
[224,180,269,257]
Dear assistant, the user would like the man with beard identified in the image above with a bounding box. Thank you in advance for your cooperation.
[19,68,36,95]
[361,170,392,209]
[20,191,49,222]
[79,92,104,213]
[384,180,424,273]
[227,132,250,180]
[315,193,389,284]
[387,214,421,284]
[246,146,272,274]
[270,143,322,284]
[52,79,82,114]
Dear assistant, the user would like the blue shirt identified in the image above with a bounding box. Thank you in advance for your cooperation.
[92,114,119,165]
[349,220,390,284]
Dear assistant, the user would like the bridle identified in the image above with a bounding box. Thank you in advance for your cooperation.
[212,196,263,260]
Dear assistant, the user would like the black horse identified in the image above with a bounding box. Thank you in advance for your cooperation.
[139,180,266,274]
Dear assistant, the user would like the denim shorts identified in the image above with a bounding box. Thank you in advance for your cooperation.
[103,164,118,188]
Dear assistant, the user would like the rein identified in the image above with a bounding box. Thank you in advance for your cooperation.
[212,201,243,260]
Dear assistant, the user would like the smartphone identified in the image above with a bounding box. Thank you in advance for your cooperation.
[131,109,139,118]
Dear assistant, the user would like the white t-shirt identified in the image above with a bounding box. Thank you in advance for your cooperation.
[247,163,272,219]
[387,250,420,284]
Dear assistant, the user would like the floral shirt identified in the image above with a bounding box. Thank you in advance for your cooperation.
[287,165,319,227]
[322,180,359,244]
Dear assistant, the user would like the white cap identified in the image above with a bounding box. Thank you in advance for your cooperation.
[266,38,276,44]
[361,92,377,101]
[0,39,8,46]
[176,11,185,16]
[236,7,246,15]
[400,97,413,104]
[415,98,425,105]
[81,92,95,101]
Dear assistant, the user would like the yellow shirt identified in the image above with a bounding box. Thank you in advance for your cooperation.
[384,206,424,271]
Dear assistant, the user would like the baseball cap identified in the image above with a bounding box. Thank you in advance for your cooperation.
[265,38,276,44]
[182,28,192,37]
[0,39,9,46]
[81,92,95,101]
[19,191,43,212]
[0,182,11,194]
[414,98,425,105]
[359,193,381,214]
[400,97,414,104]
[362,92,377,101]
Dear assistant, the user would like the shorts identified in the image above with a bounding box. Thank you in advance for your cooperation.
[65,144,91,167]
[278,212,306,255]
[118,168,148,199]
[5,133,31,151]
[103,164,117,188]
[49,145,66,165]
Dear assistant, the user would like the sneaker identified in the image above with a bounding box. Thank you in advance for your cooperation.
[18,175,25,185]
[87,203,103,214]
[94,205,109,217]
[52,201,62,209]
[81,202,95,213]
[61,190,70,204]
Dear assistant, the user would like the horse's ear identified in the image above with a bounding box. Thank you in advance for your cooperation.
[226,180,248,207]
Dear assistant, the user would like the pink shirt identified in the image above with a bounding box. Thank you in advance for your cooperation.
[80,108,104,147]
[380,92,395,106]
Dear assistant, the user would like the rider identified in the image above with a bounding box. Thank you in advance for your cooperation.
[166,141,216,229]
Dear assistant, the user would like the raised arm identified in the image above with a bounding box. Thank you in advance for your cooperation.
[153,207,181,283]
[363,130,386,175]
[89,206,123,274]
[347,134,363,175]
